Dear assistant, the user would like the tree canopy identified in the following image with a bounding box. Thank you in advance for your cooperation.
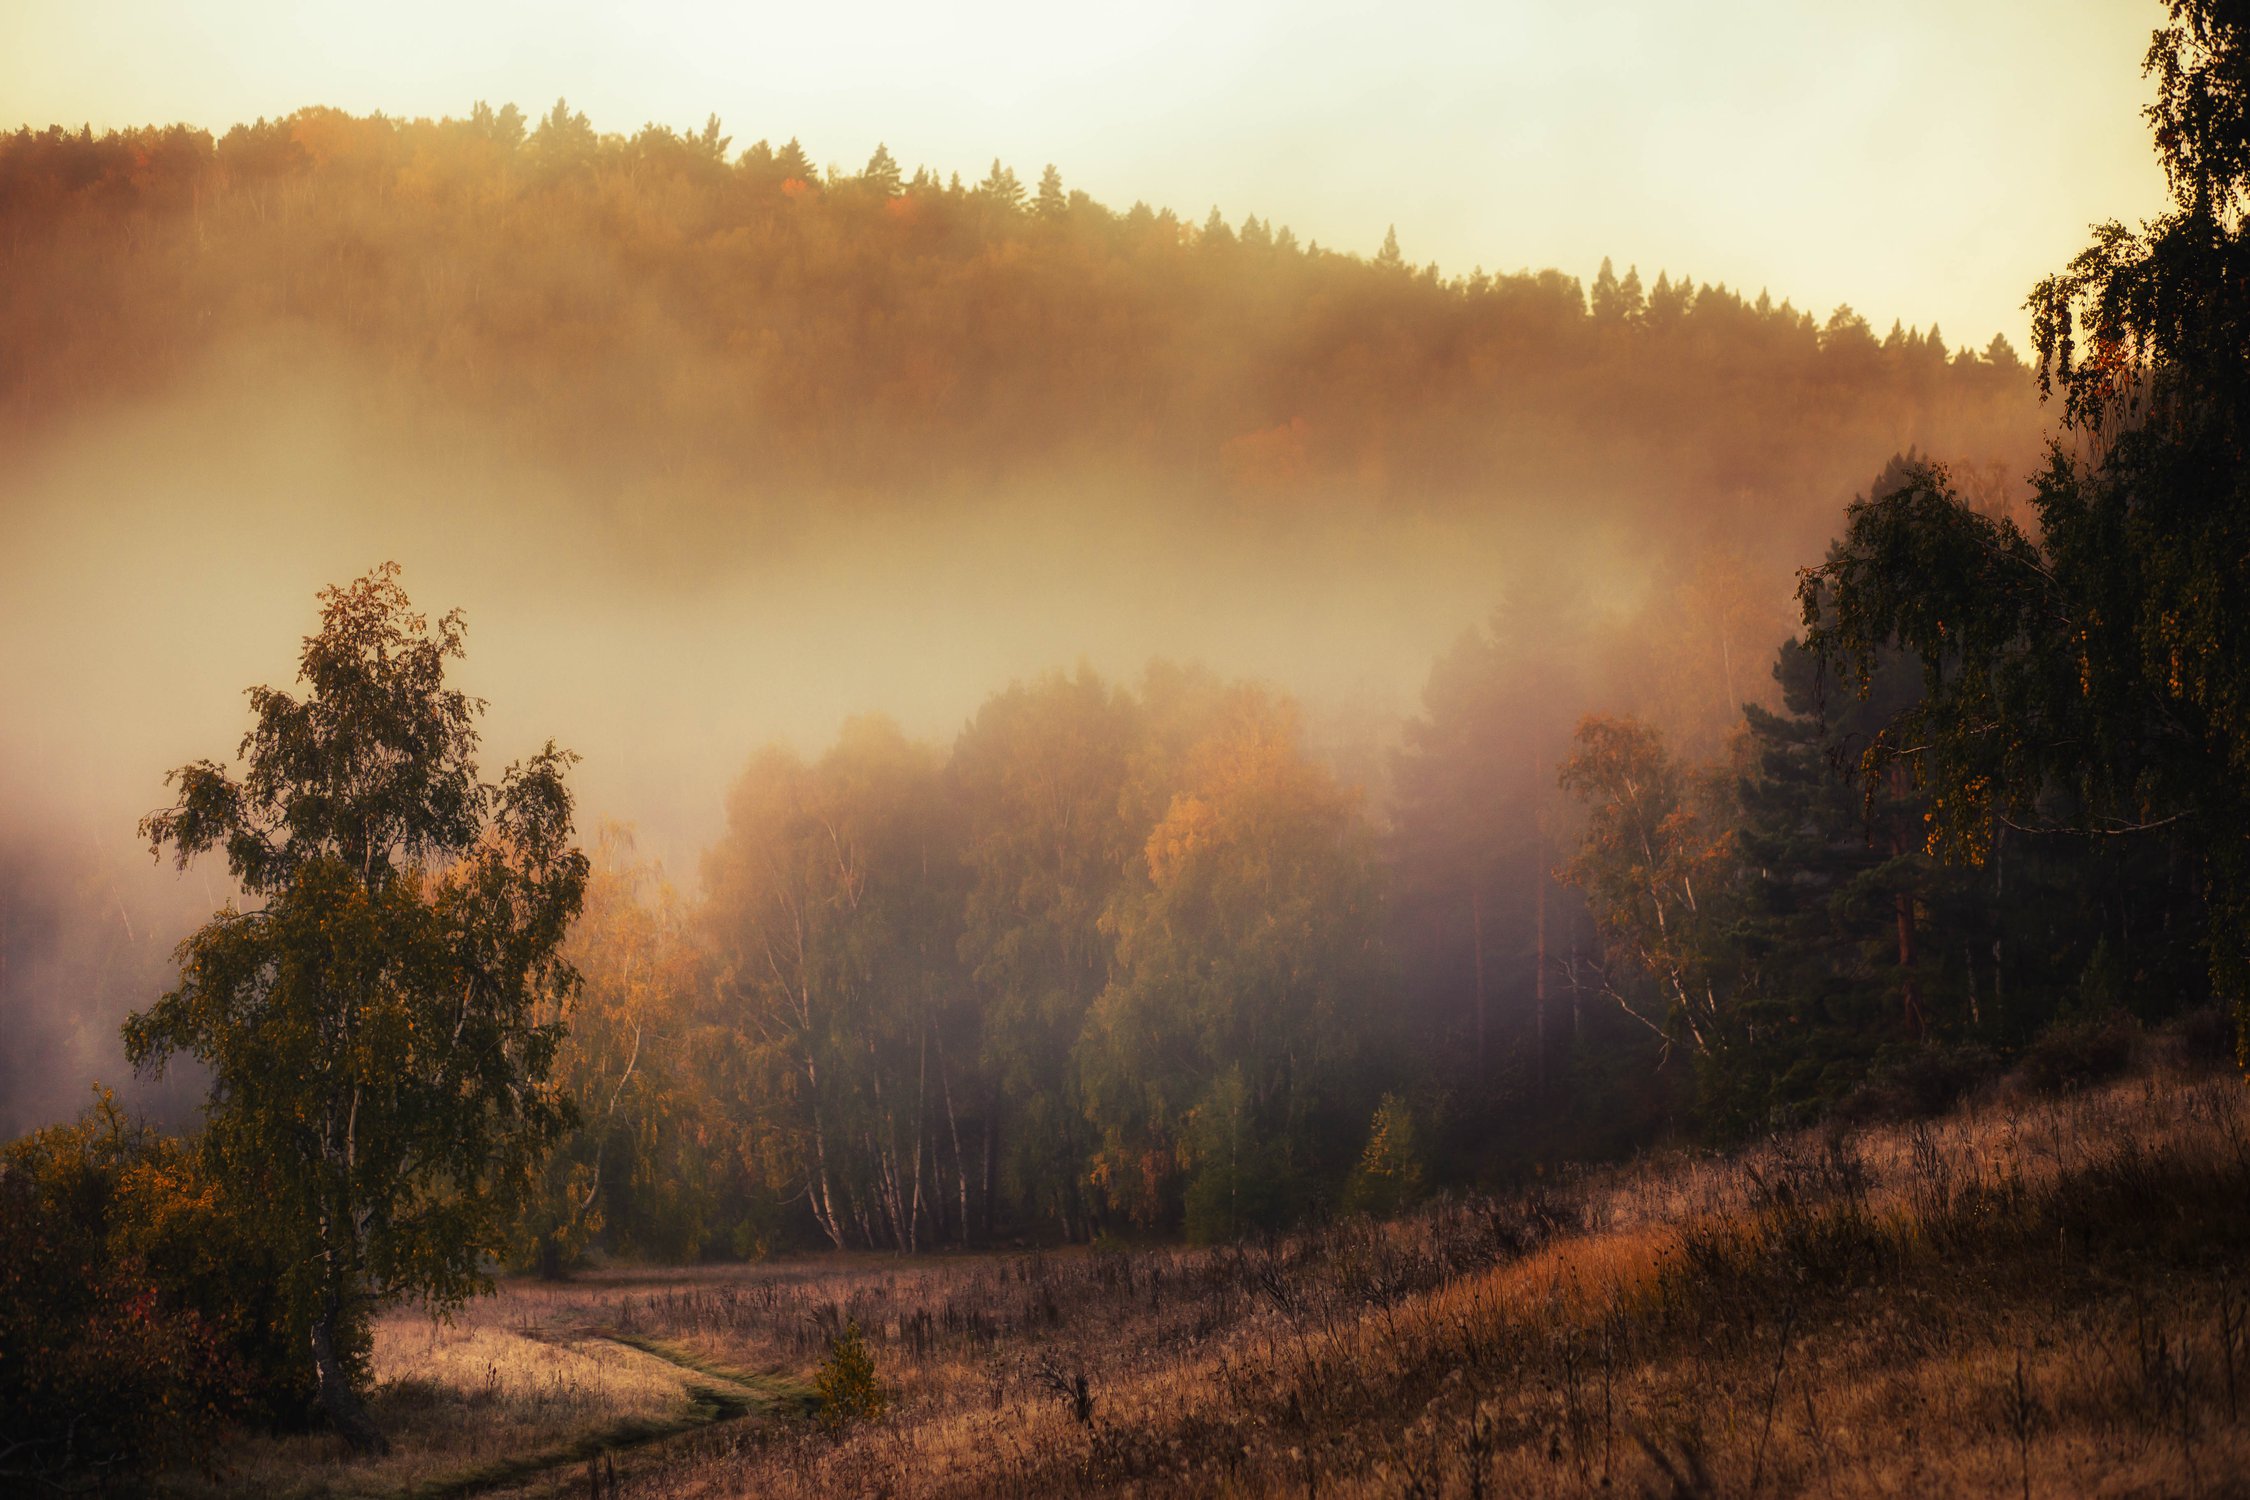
[1801,1,2250,1055]
[124,564,587,1451]
[0,101,2037,577]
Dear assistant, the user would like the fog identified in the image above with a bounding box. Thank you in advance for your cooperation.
[0,344,1754,1134]
[0,112,2054,1136]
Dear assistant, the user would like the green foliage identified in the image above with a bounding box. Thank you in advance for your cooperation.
[814,1321,886,1434]
[1830,1041,2001,1127]
[1178,1067,1307,1243]
[0,105,2038,544]
[2015,1009,2142,1096]
[1559,558,2191,1136]
[1558,715,1741,1057]
[1702,602,2002,1131]
[1802,4,2249,1055]
[1082,681,1384,1236]
[952,670,1142,1242]
[702,718,969,1255]
[517,828,715,1274]
[691,667,1393,1251]
[0,1096,272,1485]
[124,565,587,1452]
[1342,1093,1426,1219]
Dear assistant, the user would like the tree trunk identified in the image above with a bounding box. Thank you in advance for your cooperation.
[981,1087,999,1243]
[1992,827,2006,1033]
[311,1290,389,1455]
[1895,889,1924,1037]
[909,1027,928,1255]
[935,1027,971,1247]
[1887,768,1925,1038]
[804,1056,849,1251]
[1470,879,1488,1085]
[1534,858,1548,1102]
[1569,922,1583,1051]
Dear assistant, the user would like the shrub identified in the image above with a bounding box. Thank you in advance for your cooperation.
[814,1320,886,1433]
[2153,1003,2236,1070]
[2014,1010,2141,1096]
[1831,1041,2000,1126]
[0,1096,275,1486]
[1342,1093,1427,1218]
[1180,1075,1310,1244]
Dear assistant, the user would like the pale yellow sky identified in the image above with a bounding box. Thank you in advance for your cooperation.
[3,0,2172,348]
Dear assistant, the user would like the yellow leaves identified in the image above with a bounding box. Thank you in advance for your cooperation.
[1218,416,1313,502]
[1142,703,1350,888]
[1145,795,1216,883]
[2160,609,2189,699]
[1923,775,1992,863]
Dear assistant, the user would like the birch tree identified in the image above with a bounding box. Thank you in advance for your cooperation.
[124,565,586,1454]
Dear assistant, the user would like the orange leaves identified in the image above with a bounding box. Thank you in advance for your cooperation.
[1218,416,1314,502]
[1145,795,1217,884]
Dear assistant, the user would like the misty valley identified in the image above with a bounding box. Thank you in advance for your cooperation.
[5,6,2250,1497]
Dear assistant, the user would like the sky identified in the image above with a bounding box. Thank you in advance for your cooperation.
[3,0,2171,351]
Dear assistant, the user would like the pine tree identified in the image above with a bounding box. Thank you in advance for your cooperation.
[774,136,816,185]
[1375,224,1404,270]
[862,142,902,196]
[1035,163,1065,217]
[979,158,1024,209]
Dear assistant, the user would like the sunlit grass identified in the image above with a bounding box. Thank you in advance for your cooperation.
[182,1053,2250,1497]
[170,1295,712,1499]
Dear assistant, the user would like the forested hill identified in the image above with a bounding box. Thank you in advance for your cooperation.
[2,102,2039,554]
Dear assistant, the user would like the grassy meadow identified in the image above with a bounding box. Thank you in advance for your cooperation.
[173,1025,2250,1498]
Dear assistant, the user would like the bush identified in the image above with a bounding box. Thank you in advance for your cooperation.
[1342,1094,1426,1218]
[1180,1073,1312,1243]
[0,1096,285,1485]
[2152,1003,2236,1070]
[2014,1010,2141,1095]
[814,1320,886,1433]
[1831,1042,2000,1127]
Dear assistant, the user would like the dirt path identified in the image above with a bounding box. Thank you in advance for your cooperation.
[388,1333,816,1500]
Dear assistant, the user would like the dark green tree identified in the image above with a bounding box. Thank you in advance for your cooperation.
[1801,4,2246,1053]
[125,565,587,1453]
[527,97,596,176]
[692,113,730,164]
[862,141,902,197]
[1035,163,1066,218]
[773,136,817,184]
[1079,687,1382,1239]
[978,158,1024,209]
[951,669,1141,1241]
[1717,623,1969,1127]
[1375,224,1404,270]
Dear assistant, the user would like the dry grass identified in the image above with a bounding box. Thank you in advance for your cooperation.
[192,1056,2250,1498]
[167,1284,739,1499]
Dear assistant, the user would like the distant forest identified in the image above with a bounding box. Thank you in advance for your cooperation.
[0,105,2117,1262]
[0,101,2037,550]
[11,2,2250,1473]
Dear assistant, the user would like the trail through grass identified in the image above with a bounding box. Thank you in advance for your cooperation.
[383,1331,817,1500]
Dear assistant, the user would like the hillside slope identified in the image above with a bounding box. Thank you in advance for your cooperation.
[175,1024,2248,1498]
